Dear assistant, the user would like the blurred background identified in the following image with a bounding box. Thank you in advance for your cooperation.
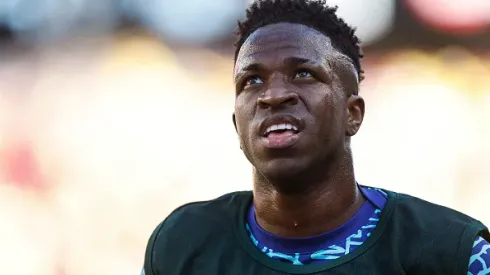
[0,0,489,274]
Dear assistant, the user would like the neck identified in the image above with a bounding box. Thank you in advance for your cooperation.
[252,148,365,238]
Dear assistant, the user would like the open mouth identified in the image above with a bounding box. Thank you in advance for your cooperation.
[260,118,302,149]
[263,122,299,137]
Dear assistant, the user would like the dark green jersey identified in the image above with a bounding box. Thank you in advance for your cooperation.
[143,190,489,275]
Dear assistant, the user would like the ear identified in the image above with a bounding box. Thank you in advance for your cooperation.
[232,113,238,133]
[346,95,365,136]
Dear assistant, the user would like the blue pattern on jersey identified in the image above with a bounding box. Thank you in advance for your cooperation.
[468,236,490,275]
[247,187,490,274]
[246,207,382,264]
[309,209,381,261]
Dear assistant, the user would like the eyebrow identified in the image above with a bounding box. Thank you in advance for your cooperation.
[235,56,318,81]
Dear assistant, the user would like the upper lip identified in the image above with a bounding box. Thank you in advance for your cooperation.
[259,114,303,137]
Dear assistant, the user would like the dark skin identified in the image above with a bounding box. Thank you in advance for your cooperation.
[233,23,365,238]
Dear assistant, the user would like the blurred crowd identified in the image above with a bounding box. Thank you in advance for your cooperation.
[0,0,489,274]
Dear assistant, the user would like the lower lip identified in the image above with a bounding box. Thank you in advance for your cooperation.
[262,131,300,149]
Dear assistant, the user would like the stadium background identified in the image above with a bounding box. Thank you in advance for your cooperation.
[0,0,489,274]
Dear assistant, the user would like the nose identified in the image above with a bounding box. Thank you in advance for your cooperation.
[257,88,299,109]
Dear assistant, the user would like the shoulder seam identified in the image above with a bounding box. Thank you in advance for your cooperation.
[455,220,488,275]
[454,222,471,275]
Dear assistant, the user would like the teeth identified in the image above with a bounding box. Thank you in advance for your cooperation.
[265,123,298,135]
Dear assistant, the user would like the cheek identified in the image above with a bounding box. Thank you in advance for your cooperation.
[234,98,255,137]
[312,92,346,135]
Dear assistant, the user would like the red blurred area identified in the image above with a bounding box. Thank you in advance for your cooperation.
[1,141,44,190]
[404,0,490,35]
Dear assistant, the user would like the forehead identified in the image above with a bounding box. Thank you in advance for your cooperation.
[235,23,340,75]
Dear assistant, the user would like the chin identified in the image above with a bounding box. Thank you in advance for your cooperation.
[256,158,311,183]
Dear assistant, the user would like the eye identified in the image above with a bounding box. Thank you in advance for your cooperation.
[244,75,264,87]
[294,70,314,79]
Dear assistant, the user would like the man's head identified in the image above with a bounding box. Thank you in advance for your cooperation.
[232,0,365,189]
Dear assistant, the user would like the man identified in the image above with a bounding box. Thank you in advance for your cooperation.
[142,0,490,274]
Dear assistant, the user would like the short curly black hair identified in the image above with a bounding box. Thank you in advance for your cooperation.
[234,0,364,82]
